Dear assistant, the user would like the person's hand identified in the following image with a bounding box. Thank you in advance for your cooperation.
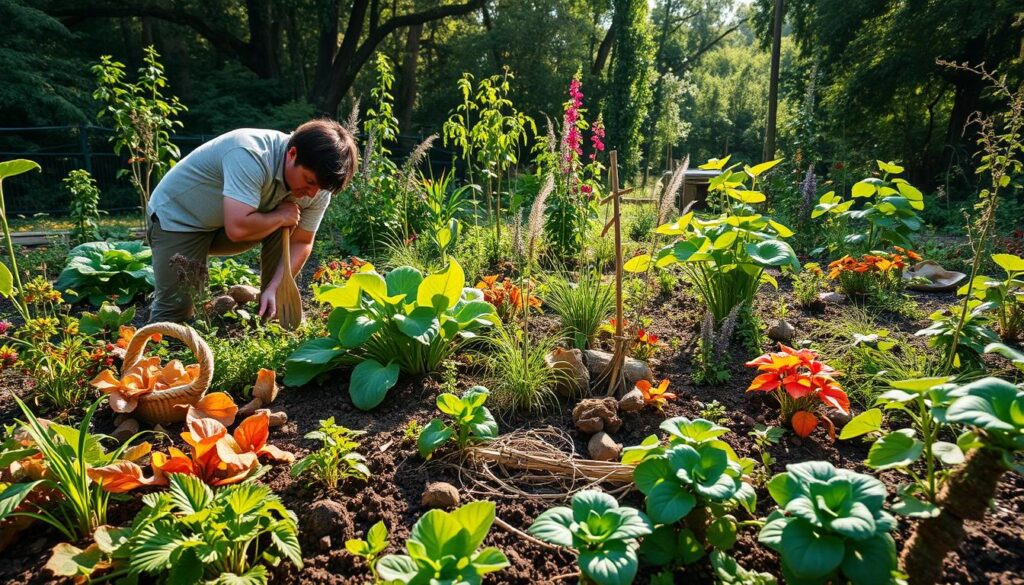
[259,281,280,320]
[274,201,301,229]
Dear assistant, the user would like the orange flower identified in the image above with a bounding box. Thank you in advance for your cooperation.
[636,379,676,409]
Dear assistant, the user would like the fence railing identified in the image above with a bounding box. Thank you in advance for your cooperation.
[0,125,460,216]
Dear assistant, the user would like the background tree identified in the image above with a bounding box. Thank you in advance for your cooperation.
[605,0,656,183]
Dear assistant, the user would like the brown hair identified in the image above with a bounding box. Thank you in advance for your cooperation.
[288,118,359,193]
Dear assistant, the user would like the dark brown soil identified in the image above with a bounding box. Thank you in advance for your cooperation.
[1,276,1022,584]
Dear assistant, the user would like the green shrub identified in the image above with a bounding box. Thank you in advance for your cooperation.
[55,241,155,305]
[207,258,258,292]
[207,323,304,396]
[291,417,370,489]
[285,260,498,410]
[64,169,101,246]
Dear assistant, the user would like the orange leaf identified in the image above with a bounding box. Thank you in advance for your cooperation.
[791,411,818,438]
[233,411,270,452]
[88,461,165,493]
[187,392,238,427]
[253,369,277,403]
[90,370,122,392]
[747,372,781,392]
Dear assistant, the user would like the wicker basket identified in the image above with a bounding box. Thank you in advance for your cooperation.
[123,322,214,425]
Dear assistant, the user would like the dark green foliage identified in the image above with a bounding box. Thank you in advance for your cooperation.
[605,0,656,182]
[64,169,101,246]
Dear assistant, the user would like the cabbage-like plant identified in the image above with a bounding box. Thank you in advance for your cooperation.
[376,501,509,584]
[284,260,498,409]
[55,241,155,305]
[759,461,899,585]
[528,490,652,585]
[900,377,1024,585]
[639,156,799,324]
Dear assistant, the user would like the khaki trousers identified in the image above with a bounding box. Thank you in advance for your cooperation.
[146,213,299,323]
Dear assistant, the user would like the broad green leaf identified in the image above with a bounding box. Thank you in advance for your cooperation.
[839,409,883,440]
[348,359,400,410]
[876,160,904,174]
[527,506,574,548]
[714,230,738,249]
[746,158,783,177]
[450,501,496,552]
[889,377,953,392]
[707,515,738,549]
[778,520,845,580]
[727,189,766,204]
[623,254,652,273]
[45,543,103,577]
[417,259,465,311]
[410,508,464,559]
[283,338,345,386]
[840,534,897,585]
[376,555,419,582]
[579,540,638,585]
[992,254,1024,274]
[645,480,696,524]
[386,266,424,299]
[700,155,731,170]
[768,220,794,238]
[394,307,440,345]
[335,313,382,348]
[0,262,12,298]
[436,393,463,416]
[367,520,389,551]
[655,211,694,235]
[867,429,923,470]
[473,546,509,574]
[0,480,45,518]
[0,159,41,179]
[417,418,453,459]
[348,272,388,303]
[746,240,799,270]
[932,441,965,466]
[851,181,877,198]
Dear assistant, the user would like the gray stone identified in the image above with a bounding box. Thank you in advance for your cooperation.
[582,350,654,391]
[618,388,646,412]
[818,292,846,304]
[422,482,460,509]
[588,432,622,461]
[767,319,796,343]
[545,347,590,396]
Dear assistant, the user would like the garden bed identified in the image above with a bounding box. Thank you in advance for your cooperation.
[1,278,1021,584]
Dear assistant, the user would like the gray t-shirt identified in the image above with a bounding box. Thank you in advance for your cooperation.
[148,128,330,233]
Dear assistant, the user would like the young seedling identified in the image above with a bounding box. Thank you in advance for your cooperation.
[291,417,370,489]
[748,424,785,475]
[418,386,498,459]
[528,490,652,585]
[345,521,389,581]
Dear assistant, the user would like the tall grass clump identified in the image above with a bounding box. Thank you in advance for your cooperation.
[481,325,566,412]
[544,270,615,349]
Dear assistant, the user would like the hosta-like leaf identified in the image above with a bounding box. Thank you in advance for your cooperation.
[840,534,897,585]
[778,520,845,580]
[527,506,575,548]
[746,240,799,270]
[417,418,453,459]
[348,359,400,411]
[645,480,695,524]
[839,409,883,440]
[867,429,923,470]
[394,307,440,345]
[579,539,638,585]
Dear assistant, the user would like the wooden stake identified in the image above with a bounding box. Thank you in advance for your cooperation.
[603,150,628,397]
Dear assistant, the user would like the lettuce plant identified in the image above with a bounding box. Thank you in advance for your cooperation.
[285,260,498,410]
[528,490,652,585]
[376,500,509,584]
[418,386,498,459]
[640,156,799,324]
[622,417,757,571]
[55,241,155,305]
[759,461,899,585]
[900,376,1024,585]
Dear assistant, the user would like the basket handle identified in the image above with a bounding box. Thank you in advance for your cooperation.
[121,322,214,397]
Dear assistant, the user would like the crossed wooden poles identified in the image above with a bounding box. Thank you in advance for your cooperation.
[596,150,632,398]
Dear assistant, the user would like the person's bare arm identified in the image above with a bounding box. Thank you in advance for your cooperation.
[258,227,316,319]
[223,197,299,242]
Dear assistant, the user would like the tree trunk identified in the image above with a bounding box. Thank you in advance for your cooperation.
[282,4,308,99]
[762,0,783,161]
[310,0,341,107]
[900,447,1007,585]
[245,0,281,79]
[592,26,615,76]
[396,23,422,134]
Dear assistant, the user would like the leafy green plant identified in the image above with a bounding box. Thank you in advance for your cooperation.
[840,377,963,517]
[528,490,653,585]
[647,156,799,325]
[0,159,42,319]
[812,160,925,251]
[0,396,145,540]
[418,386,498,459]
[92,45,185,212]
[622,417,757,571]
[481,324,566,412]
[345,520,389,582]
[285,260,498,410]
[291,417,369,489]
[748,424,785,477]
[900,376,1024,585]
[207,258,258,292]
[544,270,615,349]
[78,301,136,337]
[55,241,155,305]
[759,461,899,585]
[421,170,477,263]
[711,550,777,584]
[916,302,999,372]
[958,253,1024,342]
[792,263,827,308]
[376,500,509,583]
[128,473,301,583]
[64,169,101,246]
[206,319,304,395]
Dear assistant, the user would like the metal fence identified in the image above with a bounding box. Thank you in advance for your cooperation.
[0,125,460,216]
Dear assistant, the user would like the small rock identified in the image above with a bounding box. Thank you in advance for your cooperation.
[582,350,654,392]
[112,418,139,443]
[319,535,332,551]
[210,294,237,315]
[588,432,622,461]
[830,411,853,427]
[308,499,347,537]
[572,398,622,434]
[228,284,260,305]
[818,292,845,304]
[618,388,646,412]
[153,424,168,435]
[422,482,460,509]
[756,415,766,424]
[256,409,288,428]
[767,319,796,343]
[545,348,590,396]
[113,413,129,426]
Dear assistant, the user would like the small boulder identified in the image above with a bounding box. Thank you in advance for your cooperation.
[308,499,348,537]
[228,284,260,305]
[588,432,622,461]
[112,418,139,443]
[256,409,288,428]
[572,398,622,434]
[767,319,796,343]
[422,482,460,509]
[583,350,654,392]
[238,398,264,417]
[818,292,845,305]
[546,347,590,396]
[618,388,646,413]
[210,294,237,316]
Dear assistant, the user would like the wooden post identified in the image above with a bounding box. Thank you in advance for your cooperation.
[601,150,630,397]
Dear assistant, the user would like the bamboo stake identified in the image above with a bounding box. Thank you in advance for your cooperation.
[604,150,628,397]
